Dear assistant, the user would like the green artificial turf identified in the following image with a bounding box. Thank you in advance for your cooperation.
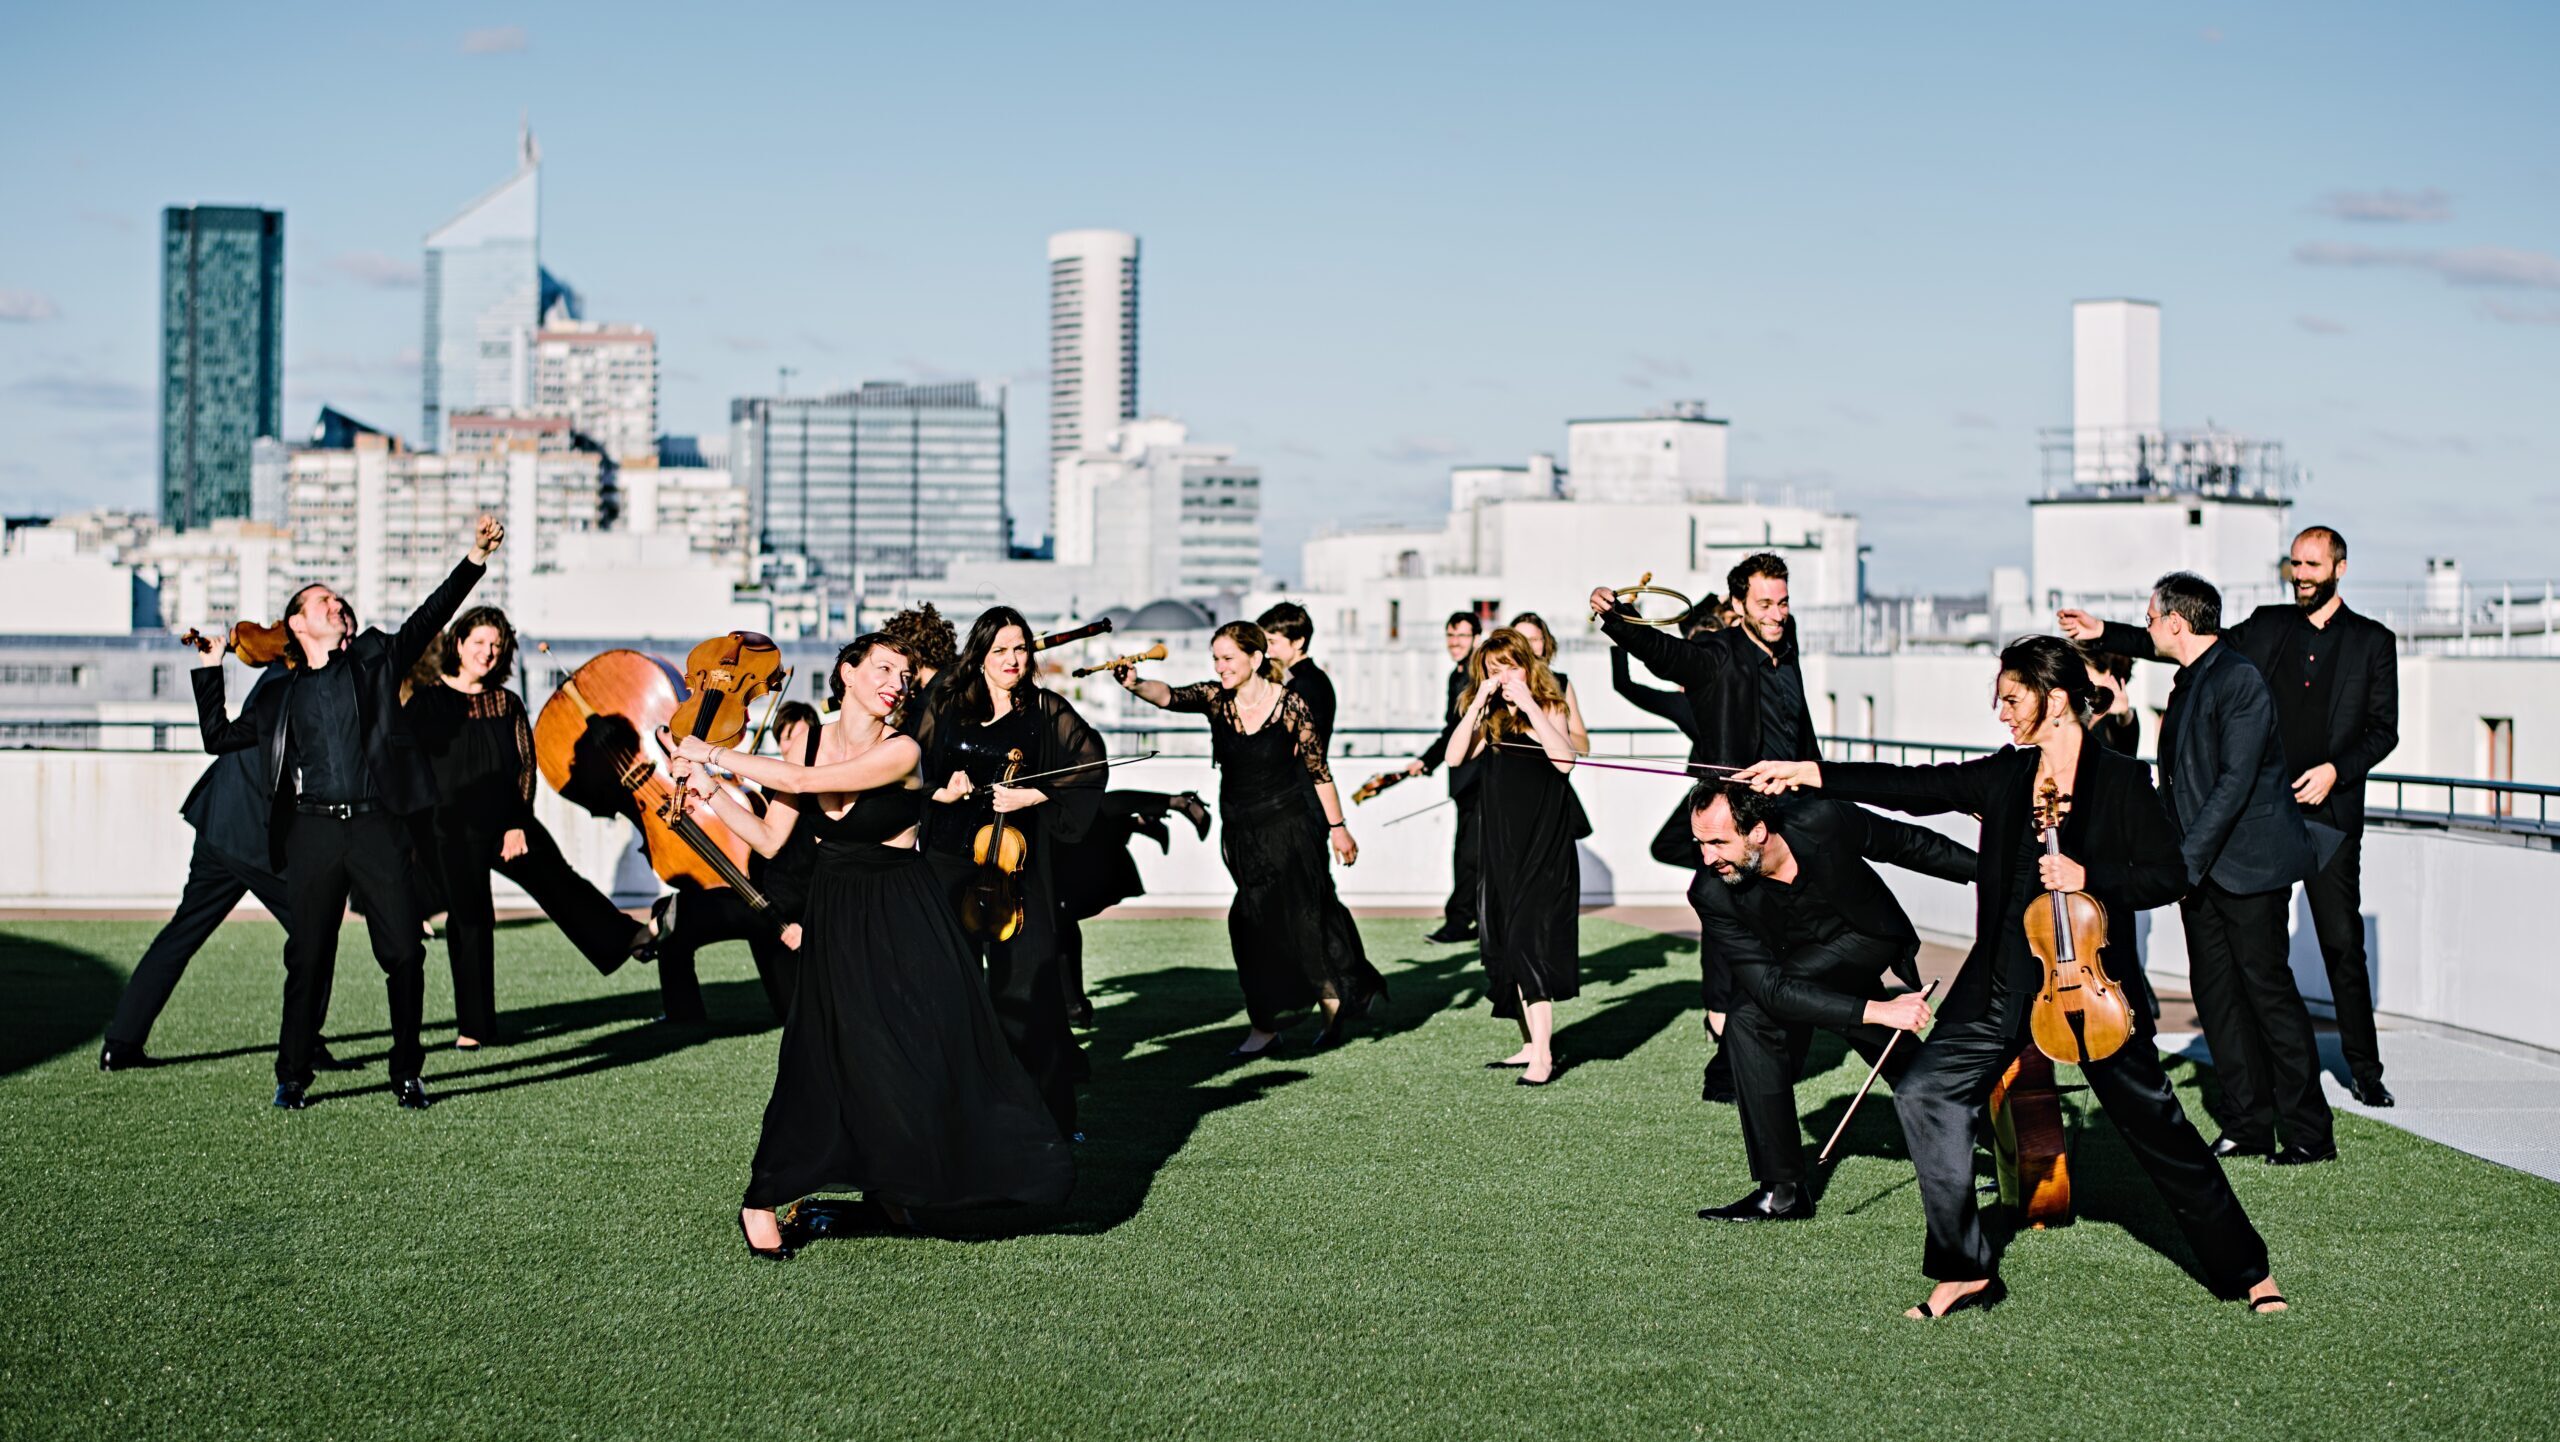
[3,915,2555,1440]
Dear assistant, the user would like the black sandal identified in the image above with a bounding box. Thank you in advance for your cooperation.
[2248,1293,2289,1313]
[1906,1278,2005,1318]
[1485,1059,1531,1070]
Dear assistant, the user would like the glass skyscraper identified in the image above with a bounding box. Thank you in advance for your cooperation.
[160,205,283,530]
[731,382,1008,584]
[422,137,541,447]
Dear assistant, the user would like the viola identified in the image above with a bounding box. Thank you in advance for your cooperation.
[667,631,783,750]
[530,646,771,916]
[957,747,1030,942]
[2025,780,2134,1066]
[181,620,293,667]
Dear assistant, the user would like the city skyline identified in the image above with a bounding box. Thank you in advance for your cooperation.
[4,2,2555,594]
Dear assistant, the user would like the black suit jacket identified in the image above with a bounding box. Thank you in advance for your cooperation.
[178,669,282,868]
[2147,643,2322,894]
[1691,799,1976,1029]
[1610,647,1697,739]
[1415,663,1482,799]
[1825,742,2189,1026]
[1601,611,1819,770]
[2098,602,2398,830]
[191,558,486,830]
[1285,659,1338,751]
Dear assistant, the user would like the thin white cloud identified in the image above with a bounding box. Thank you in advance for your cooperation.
[9,375,149,410]
[0,289,62,322]
[327,251,423,290]
[2314,188,2453,223]
[2296,315,2349,335]
[462,26,528,55]
[1372,435,1468,466]
[2295,242,2560,289]
[2481,300,2560,327]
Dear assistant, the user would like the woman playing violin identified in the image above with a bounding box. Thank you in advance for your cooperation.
[1736,635,2289,1319]
[914,605,1107,1138]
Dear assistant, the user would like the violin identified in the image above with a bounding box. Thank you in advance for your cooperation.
[1070,642,1166,679]
[1352,770,1410,804]
[1031,617,1114,652]
[2025,780,2133,1066]
[531,645,772,917]
[957,747,1029,942]
[667,631,783,749]
[181,620,293,667]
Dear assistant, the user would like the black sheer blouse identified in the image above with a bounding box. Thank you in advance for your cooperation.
[1163,682,1331,813]
[403,684,536,829]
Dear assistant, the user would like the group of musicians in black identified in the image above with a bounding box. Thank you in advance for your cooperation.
[103,513,2399,1315]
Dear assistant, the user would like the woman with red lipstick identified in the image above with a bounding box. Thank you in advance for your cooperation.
[916,605,1107,1139]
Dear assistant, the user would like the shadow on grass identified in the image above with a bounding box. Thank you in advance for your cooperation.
[305,978,776,1105]
[0,933,123,1077]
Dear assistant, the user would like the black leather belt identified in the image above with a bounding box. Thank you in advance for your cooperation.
[295,799,382,818]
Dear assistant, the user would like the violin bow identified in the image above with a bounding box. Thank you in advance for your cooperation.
[982,750,1161,789]
[1381,797,1454,827]
[1493,741,1746,780]
[742,667,795,756]
[1816,978,1942,1168]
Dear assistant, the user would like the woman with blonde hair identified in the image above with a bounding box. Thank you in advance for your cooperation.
[1445,627,1585,1085]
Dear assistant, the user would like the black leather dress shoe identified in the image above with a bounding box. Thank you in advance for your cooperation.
[273,1083,311,1110]
[1423,922,1478,945]
[99,1042,152,1072]
[2351,1077,2396,1107]
[392,1076,433,1110]
[2210,1136,2273,1160]
[1698,1185,1814,1222]
[2265,1145,2338,1167]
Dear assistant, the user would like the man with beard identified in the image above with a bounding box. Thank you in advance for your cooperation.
[1686,782,1974,1222]
[2062,525,2400,1108]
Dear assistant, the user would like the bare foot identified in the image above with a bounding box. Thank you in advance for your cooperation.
[741,1207,786,1250]
[1906,1278,1994,1319]
[1495,1049,1536,1066]
[455,1035,480,1050]
[2247,1276,2288,1313]
[1519,1052,1555,1085]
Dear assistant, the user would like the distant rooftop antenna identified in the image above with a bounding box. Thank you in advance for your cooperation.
[778,365,797,397]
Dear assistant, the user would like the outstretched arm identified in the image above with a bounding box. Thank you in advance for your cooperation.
[395,514,503,675]
[669,729,920,798]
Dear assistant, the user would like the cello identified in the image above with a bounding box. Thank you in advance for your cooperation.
[530,646,773,916]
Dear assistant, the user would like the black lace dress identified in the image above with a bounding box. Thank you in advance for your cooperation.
[742,779,1073,1213]
[1164,682,1385,1031]
[1476,735,1585,1019]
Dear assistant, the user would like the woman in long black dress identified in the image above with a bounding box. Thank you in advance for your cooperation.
[403,606,665,1048]
[665,633,1072,1259]
[915,606,1106,1138]
[1736,635,2289,1318]
[1115,621,1384,1057]
[1444,627,1584,1085]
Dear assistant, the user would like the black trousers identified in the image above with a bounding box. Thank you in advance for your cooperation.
[2303,807,2383,1087]
[654,885,797,1024]
[280,811,427,1086]
[430,813,638,1039]
[1441,794,1483,932]
[1726,990,1901,1187]
[107,838,308,1049]
[1893,985,2272,1294]
[2184,880,2335,1153]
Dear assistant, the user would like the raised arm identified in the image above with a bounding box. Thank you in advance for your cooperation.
[1611,646,1697,734]
[1599,606,1726,690]
[395,515,503,675]
[1846,805,1978,884]
[1747,750,2012,821]
[190,664,261,755]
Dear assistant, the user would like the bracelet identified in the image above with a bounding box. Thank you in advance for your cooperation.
[1329,822,1348,831]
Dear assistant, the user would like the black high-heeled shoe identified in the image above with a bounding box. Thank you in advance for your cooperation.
[738,1211,797,1262]
[1229,1032,1284,1059]
[1906,1278,2005,1319]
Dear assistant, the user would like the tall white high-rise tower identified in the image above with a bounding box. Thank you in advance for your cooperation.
[1047,229,1139,559]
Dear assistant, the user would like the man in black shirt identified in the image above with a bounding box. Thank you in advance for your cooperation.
[193,514,503,1109]
[1383,612,1484,943]
[1687,784,1972,1221]
[2063,526,2400,1107]
[1592,552,1821,1103]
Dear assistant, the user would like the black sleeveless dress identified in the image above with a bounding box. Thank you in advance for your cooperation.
[1164,682,1386,1032]
[1476,734,1585,1018]
[742,781,1073,1212]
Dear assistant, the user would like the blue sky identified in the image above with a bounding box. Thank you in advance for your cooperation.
[3,1,2553,593]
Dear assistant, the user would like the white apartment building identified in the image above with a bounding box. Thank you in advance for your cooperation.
[1047,229,1140,539]
[618,461,753,581]
[533,318,658,463]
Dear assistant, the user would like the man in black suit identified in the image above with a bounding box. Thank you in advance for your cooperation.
[1687,784,1974,1221]
[99,677,342,1073]
[2110,571,2336,1164]
[2064,525,2400,1105]
[192,515,502,1110]
[1591,552,1820,1102]
[1383,611,1484,944]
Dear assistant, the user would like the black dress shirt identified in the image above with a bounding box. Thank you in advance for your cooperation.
[287,661,373,803]
[2274,621,2336,776]
[1757,634,1807,761]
